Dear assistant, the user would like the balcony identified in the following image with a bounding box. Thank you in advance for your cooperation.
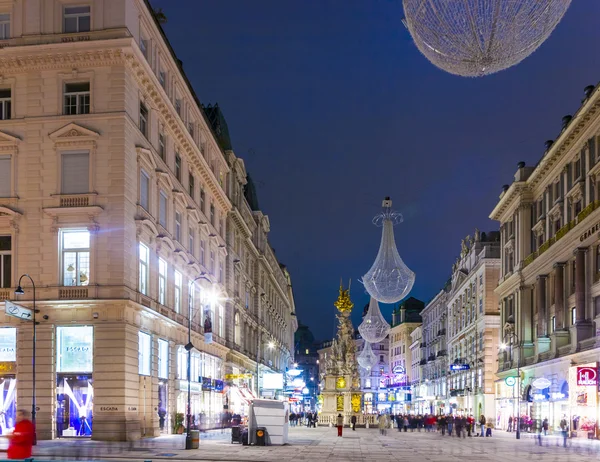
[419,359,427,366]
[437,328,446,336]
[436,350,447,357]
[428,354,436,361]
[420,343,426,348]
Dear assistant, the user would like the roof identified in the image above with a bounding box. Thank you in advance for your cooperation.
[202,103,233,151]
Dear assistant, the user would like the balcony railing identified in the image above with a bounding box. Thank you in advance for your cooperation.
[428,354,436,361]
[419,359,427,365]
[436,350,447,357]
[523,200,600,269]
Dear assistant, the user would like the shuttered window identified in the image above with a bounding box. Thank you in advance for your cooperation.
[61,152,89,194]
[140,170,149,211]
[159,191,167,228]
[0,156,10,197]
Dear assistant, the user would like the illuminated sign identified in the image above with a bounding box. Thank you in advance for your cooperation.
[392,365,405,374]
[224,373,252,380]
[505,377,516,387]
[532,377,551,389]
[450,364,470,371]
[577,367,597,386]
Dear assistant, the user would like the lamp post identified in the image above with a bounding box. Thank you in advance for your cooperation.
[501,332,521,440]
[185,274,212,450]
[14,274,37,445]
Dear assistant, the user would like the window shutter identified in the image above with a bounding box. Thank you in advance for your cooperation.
[140,170,149,210]
[0,156,10,197]
[61,152,89,194]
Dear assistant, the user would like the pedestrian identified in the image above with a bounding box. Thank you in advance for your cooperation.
[559,416,568,447]
[478,414,486,437]
[351,414,357,431]
[403,415,409,432]
[378,413,386,436]
[467,415,473,437]
[508,415,513,432]
[447,415,454,436]
[7,409,35,460]
[336,413,344,437]
[439,414,447,436]
[536,420,543,446]
[542,418,549,436]
[395,414,401,432]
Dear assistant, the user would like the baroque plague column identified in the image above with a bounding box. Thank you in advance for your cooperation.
[318,285,362,426]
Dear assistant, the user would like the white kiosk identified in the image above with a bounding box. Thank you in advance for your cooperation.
[248,399,289,445]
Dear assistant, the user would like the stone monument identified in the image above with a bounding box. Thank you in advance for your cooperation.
[318,284,362,426]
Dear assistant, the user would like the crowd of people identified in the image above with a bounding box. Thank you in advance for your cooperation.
[384,413,492,437]
[289,411,318,427]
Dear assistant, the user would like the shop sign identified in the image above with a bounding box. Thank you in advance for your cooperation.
[0,362,15,373]
[179,380,202,393]
[214,380,224,392]
[224,373,252,380]
[392,365,405,374]
[96,406,120,412]
[577,367,597,386]
[550,392,566,400]
[201,377,213,391]
[532,377,552,389]
[450,364,470,371]
[580,221,600,242]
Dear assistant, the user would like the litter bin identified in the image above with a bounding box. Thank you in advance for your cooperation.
[231,426,241,444]
[190,430,200,449]
[255,427,267,446]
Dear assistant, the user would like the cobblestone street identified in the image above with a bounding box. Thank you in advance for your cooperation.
[27,426,600,462]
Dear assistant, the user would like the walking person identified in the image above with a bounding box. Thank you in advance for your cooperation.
[479,414,486,437]
[440,414,447,436]
[508,415,513,432]
[542,418,549,436]
[351,414,357,431]
[403,415,409,432]
[7,409,35,460]
[447,415,454,436]
[559,416,568,447]
[336,413,344,437]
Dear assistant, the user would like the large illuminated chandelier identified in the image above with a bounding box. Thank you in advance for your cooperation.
[357,339,378,371]
[403,0,572,77]
[362,197,415,304]
[358,297,391,344]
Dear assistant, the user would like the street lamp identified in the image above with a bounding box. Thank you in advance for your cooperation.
[500,332,521,440]
[185,274,221,450]
[14,274,38,445]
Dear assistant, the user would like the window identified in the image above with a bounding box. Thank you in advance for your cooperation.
[188,122,194,139]
[61,229,90,287]
[174,271,182,313]
[575,158,581,179]
[210,203,215,226]
[188,282,195,318]
[57,326,93,373]
[140,37,148,59]
[158,132,166,160]
[234,313,241,345]
[479,298,483,313]
[219,259,224,283]
[175,99,181,115]
[551,316,556,333]
[61,151,89,194]
[188,228,194,255]
[210,250,215,275]
[64,82,90,115]
[218,304,224,337]
[158,338,168,379]
[379,355,384,363]
[0,89,10,120]
[597,245,600,274]
[63,6,90,33]
[159,191,167,228]
[0,155,10,197]
[0,14,9,40]
[571,307,576,325]
[175,154,181,181]
[200,239,206,266]
[175,211,181,241]
[140,102,148,138]
[139,243,149,295]
[140,169,150,211]
[159,71,166,88]
[188,173,195,199]
[138,331,151,376]
[245,290,250,309]
[200,189,205,213]
[158,258,167,305]
[0,236,11,289]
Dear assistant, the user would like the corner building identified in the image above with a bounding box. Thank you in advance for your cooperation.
[0,0,296,441]
[491,83,600,435]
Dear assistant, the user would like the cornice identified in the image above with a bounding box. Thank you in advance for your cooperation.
[489,182,529,221]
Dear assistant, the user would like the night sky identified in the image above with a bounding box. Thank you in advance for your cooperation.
[153,0,600,342]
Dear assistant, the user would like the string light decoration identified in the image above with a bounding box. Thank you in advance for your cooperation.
[358,297,391,344]
[402,0,572,77]
[357,340,378,371]
[362,197,415,304]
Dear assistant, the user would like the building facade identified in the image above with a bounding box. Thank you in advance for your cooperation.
[0,0,296,441]
[446,231,501,421]
[490,83,600,436]
[418,288,449,415]
[293,323,319,411]
[408,325,422,413]
[388,297,424,413]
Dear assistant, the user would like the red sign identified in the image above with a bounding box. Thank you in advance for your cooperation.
[577,367,598,386]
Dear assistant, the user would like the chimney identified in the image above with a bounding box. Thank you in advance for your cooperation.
[392,310,397,327]
[584,85,595,100]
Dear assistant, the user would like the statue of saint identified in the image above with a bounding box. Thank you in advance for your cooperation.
[474,228,481,242]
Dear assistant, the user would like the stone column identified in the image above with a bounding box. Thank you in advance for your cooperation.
[553,263,565,330]
[574,248,587,323]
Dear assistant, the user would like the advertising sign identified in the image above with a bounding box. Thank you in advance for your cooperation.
[201,376,213,391]
[203,304,213,344]
[0,328,16,362]
[577,366,598,386]
[57,326,93,373]
[263,372,284,389]
[532,377,552,389]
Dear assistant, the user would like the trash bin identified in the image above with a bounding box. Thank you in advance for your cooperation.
[231,426,241,444]
[190,430,200,449]
[255,427,267,446]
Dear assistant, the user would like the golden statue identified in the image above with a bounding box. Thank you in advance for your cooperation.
[351,394,361,413]
[334,282,354,313]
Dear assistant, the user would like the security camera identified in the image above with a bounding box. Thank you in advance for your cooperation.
[42,315,49,320]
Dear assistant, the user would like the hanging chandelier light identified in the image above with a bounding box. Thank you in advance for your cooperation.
[402,0,572,77]
[357,339,378,371]
[362,197,415,304]
[358,297,391,344]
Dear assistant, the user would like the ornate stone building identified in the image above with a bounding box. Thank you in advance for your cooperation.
[446,231,501,420]
[490,83,600,435]
[0,0,296,441]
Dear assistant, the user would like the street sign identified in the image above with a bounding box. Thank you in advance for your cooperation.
[505,377,516,387]
[4,301,33,321]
